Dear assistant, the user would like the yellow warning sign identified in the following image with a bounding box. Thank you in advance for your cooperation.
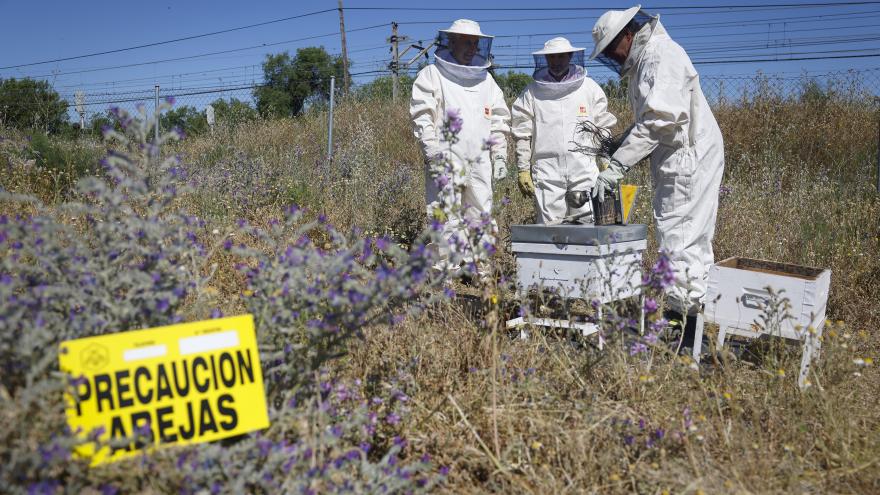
[58,314,269,465]
[619,184,639,224]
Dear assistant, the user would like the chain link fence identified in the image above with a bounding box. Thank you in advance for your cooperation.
[22,66,880,132]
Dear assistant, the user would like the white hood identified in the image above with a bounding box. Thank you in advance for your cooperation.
[621,19,666,77]
[531,65,587,100]
[435,48,490,86]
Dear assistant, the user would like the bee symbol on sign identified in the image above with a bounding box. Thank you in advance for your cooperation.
[80,343,110,372]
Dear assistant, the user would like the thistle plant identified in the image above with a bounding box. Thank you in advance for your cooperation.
[1,101,200,394]
[230,207,448,402]
[0,104,448,493]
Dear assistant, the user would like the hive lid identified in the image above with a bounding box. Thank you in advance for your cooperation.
[510,224,647,245]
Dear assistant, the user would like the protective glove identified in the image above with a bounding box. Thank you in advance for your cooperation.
[592,159,627,202]
[493,156,508,180]
[517,170,535,196]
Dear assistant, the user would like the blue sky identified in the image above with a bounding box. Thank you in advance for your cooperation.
[1,0,878,115]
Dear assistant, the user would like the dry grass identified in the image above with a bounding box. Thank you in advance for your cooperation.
[348,310,878,493]
[1,90,878,493]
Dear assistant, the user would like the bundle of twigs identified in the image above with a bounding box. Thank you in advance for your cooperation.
[570,121,631,159]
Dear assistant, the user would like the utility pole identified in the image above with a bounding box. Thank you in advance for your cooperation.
[389,22,401,102]
[338,0,350,94]
[388,24,434,103]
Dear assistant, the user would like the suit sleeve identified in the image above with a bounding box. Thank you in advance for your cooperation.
[410,68,442,158]
[611,47,692,169]
[489,80,510,162]
[510,88,534,171]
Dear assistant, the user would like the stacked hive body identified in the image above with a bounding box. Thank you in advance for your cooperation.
[510,224,647,303]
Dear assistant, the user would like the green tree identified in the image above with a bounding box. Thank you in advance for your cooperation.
[87,111,117,136]
[162,105,208,136]
[355,74,415,100]
[254,48,345,118]
[493,71,532,99]
[0,78,69,133]
[209,97,258,125]
[601,77,629,101]
[799,79,833,105]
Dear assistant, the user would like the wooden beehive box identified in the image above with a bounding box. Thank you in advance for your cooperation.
[704,257,831,340]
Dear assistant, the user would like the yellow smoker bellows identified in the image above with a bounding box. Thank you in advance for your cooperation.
[618,184,639,225]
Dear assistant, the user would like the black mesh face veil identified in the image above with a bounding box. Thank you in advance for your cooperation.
[532,50,585,79]
[596,11,654,74]
[436,31,493,67]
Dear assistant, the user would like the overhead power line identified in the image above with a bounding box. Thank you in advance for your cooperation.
[494,51,880,71]
[345,1,880,11]
[6,2,879,95]
[4,24,387,80]
[394,7,880,28]
[693,52,880,64]
[0,9,339,70]
[8,0,878,72]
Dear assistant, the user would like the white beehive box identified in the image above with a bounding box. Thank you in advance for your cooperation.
[703,257,831,388]
[705,257,831,338]
[510,224,647,303]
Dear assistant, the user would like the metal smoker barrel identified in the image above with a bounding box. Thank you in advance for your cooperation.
[591,191,620,226]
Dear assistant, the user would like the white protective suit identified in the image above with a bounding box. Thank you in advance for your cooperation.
[512,65,617,224]
[410,49,510,262]
[609,18,725,315]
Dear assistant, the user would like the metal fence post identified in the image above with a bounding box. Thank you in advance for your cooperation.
[328,76,335,161]
[154,84,160,145]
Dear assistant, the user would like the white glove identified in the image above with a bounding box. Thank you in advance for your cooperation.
[493,156,508,180]
[592,159,627,202]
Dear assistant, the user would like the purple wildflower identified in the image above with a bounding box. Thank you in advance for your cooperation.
[644,251,676,289]
[446,108,463,134]
[434,174,450,188]
[483,135,501,149]
[630,342,648,356]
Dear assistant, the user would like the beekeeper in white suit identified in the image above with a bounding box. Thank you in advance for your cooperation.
[511,37,617,224]
[590,5,725,350]
[410,19,510,272]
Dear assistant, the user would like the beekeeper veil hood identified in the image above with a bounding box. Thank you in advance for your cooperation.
[590,5,659,75]
[434,19,494,83]
[531,37,587,97]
